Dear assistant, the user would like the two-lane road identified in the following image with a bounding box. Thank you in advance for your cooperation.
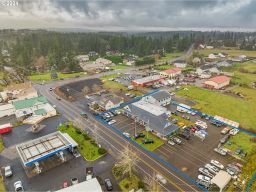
[34,82,202,192]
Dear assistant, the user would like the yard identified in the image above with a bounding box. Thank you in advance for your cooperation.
[28,72,86,81]
[224,132,256,157]
[197,48,256,57]
[119,175,143,192]
[58,123,106,161]
[100,73,123,80]
[171,115,194,126]
[155,64,173,70]
[157,52,182,62]
[132,131,164,151]
[176,85,256,131]
[111,64,128,70]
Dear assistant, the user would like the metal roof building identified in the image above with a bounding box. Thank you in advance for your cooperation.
[16,131,78,166]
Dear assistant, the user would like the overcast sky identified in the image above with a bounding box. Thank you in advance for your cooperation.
[0,0,256,31]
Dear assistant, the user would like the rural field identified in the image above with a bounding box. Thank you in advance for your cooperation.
[157,52,182,62]
[28,72,86,81]
[176,85,256,131]
[197,48,256,57]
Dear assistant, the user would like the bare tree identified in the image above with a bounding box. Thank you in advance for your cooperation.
[82,86,90,95]
[115,145,138,178]
[92,84,101,93]
[144,173,162,192]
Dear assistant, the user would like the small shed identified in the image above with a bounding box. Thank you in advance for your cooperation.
[211,170,231,192]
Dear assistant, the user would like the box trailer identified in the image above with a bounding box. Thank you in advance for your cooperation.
[177,104,191,113]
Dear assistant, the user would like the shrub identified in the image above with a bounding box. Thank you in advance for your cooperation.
[138,181,145,189]
[83,133,90,140]
[98,148,107,155]
[125,183,130,189]
[75,128,81,134]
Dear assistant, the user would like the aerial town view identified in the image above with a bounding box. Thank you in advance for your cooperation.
[1,0,256,192]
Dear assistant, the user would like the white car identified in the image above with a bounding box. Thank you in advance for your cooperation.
[14,181,24,192]
[156,174,167,185]
[123,132,130,138]
[168,140,175,146]
[198,175,211,183]
[104,113,111,118]
[210,160,224,169]
[4,166,13,177]
[108,120,116,125]
[229,129,239,135]
[205,164,219,175]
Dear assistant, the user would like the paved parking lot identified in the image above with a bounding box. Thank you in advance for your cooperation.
[0,116,119,191]
[105,103,236,181]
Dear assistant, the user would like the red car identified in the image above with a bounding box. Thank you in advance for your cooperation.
[63,181,68,188]
[190,127,198,133]
[0,123,12,134]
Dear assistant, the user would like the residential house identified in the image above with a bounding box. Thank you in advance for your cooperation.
[204,75,231,89]
[75,55,89,62]
[196,64,220,76]
[208,53,218,59]
[216,61,232,67]
[206,46,214,49]
[88,93,123,111]
[13,96,56,123]
[192,57,201,65]
[123,100,179,137]
[159,68,182,79]
[88,51,98,57]
[173,60,187,68]
[143,90,172,106]
[231,55,247,62]
[95,58,112,66]
[132,75,165,87]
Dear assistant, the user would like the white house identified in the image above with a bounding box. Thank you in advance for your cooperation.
[174,62,187,68]
[95,58,112,65]
[208,54,218,59]
[143,90,172,106]
[204,75,231,89]
[159,68,182,78]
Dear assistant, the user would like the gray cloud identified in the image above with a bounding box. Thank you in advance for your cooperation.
[0,0,255,31]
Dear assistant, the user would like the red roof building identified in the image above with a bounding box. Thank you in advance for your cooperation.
[204,75,231,89]
[159,67,182,78]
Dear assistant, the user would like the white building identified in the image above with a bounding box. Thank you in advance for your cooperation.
[143,90,172,106]
[95,58,112,65]
[0,103,15,118]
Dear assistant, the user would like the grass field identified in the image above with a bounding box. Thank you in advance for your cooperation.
[58,123,106,161]
[0,177,6,192]
[176,85,256,130]
[100,73,123,80]
[119,175,142,192]
[197,49,256,57]
[111,64,128,70]
[29,72,86,81]
[224,132,256,156]
[155,64,173,70]
[171,115,194,126]
[157,52,182,62]
[132,131,164,151]
[0,138,4,153]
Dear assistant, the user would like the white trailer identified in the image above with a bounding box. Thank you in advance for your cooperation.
[177,104,191,113]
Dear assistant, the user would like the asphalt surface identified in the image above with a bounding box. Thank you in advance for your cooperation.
[33,79,203,191]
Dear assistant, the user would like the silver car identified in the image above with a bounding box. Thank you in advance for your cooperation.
[4,166,13,177]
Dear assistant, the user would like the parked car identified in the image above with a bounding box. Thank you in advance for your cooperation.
[229,129,239,135]
[56,97,61,100]
[240,151,247,158]
[105,113,111,118]
[4,166,13,177]
[235,147,242,155]
[221,127,232,134]
[156,174,167,185]
[49,88,53,91]
[196,179,210,189]
[220,134,230,144]
[143,139,154,144]
[210,160,224,169]
[173,137,182,144]
[80,112,88,118]
[214,147,227,156]
[198,168,214,178]
[168,140,175,146]
[181,130,190,140]
[108,120,116,125]
[134,133,145,139]
[14,181,24,192]
[198,175,211,183]
[104,178,113,191]
[71,178,79,185]
[123,132,130,138]
[205,164,219,175]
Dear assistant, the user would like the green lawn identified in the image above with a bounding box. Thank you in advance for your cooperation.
[111,64,128,70]
[28,72,86,81]
[158,52,182,62]
[119,175,142,192]
[171,115,194,126]
[103,80,127,90]
[224,132,256,157]
[0,177,6,192]
[176,85,256,131]
[132,131,164,151]
[0,138,4,153]
[197,48,256,57]
[58,123,106,161]
[231,87,256,100]
[155,64,173,70]
[231,72,256,86]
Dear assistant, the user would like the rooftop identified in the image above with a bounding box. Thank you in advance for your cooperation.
[132,100,167,116]
[133,75,163,84]
[13,96,48,110]
[150,90,172,101]
[16,131,77,166]
[162,67,182,74]
[208,75,231,84]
